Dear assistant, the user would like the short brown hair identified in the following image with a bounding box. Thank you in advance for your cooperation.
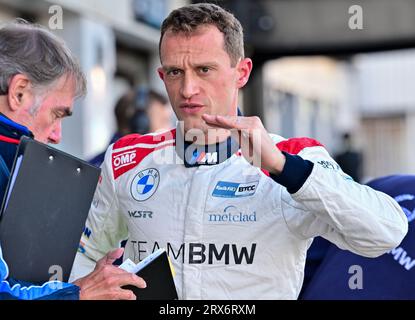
[159,3,244,67]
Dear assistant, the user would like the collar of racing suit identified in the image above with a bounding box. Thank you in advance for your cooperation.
[174,125,240,168]
[0,112,34,201]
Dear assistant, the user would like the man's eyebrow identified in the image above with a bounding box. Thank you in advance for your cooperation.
[163,62,219,70]
[56,106,73,117]
[194,62,218,67]
[163,65,180,71]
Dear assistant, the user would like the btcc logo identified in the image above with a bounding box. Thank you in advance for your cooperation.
[113,150,137,170]
[238,185,255,192]
[212,181,259,198]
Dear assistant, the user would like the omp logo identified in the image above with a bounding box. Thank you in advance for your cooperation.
[128,210,153,219]
[212,181,259,198]
[208,205,257,223]
[113,150,137,170]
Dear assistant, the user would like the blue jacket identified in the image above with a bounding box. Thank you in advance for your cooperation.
[301,174,415,299]
[0,113,80,300]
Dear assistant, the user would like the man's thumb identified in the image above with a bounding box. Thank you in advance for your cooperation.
[98,248,125,267]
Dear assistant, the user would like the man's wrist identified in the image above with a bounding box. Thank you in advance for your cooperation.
[270,151,314,194]
[267,152,286,175]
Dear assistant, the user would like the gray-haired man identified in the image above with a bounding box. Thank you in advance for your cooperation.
[0,20,145,300]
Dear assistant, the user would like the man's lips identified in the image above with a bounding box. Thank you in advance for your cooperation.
[179,103,205,114]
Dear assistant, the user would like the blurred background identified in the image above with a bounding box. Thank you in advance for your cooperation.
[1,0,415,181]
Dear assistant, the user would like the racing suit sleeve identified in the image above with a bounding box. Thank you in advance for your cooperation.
[69,145,128,281]
[0,248,79,300]
[271,138,408,258]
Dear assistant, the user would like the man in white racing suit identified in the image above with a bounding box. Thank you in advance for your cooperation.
[70,3,408,299]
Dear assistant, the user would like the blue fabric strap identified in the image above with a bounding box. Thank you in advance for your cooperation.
[270,151,314,194]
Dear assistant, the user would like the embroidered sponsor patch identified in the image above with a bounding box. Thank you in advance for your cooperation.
[212,181,258,198]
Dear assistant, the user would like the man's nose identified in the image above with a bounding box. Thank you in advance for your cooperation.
[49,121,62,144]
[180,73,200,99]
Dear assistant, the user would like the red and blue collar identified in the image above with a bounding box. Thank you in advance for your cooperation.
[0,113,33,144]
[175,126,240,168]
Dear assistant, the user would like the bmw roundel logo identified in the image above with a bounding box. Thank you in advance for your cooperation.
[130,168,160,202]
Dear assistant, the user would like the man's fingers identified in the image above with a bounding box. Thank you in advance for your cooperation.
[99,268,147,288]
[116,273,147,289]
[115,288,137,300]
[202,114,240,130]
[201,114,226,128]
[96,288,136,300]
[202,114,263,149]
[203,114,262,133]
[77,267,146,300]
[97,248,125,267]
[107,247,125,261]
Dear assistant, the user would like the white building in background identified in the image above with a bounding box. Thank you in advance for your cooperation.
[353,49,415,178]
[262,51,415,180]
[262,57,357,153]
[0,0,187,159]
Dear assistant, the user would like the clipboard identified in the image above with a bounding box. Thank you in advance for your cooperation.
[0,136,100,283]
[120,249,178,300]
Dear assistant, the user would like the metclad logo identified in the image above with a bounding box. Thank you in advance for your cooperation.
[209,205,257,223]
[212,181,258,198]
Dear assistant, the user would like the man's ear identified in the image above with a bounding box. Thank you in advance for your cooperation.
[157,67,165,81]
[7,74,34,112]
[236,58,253,89]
